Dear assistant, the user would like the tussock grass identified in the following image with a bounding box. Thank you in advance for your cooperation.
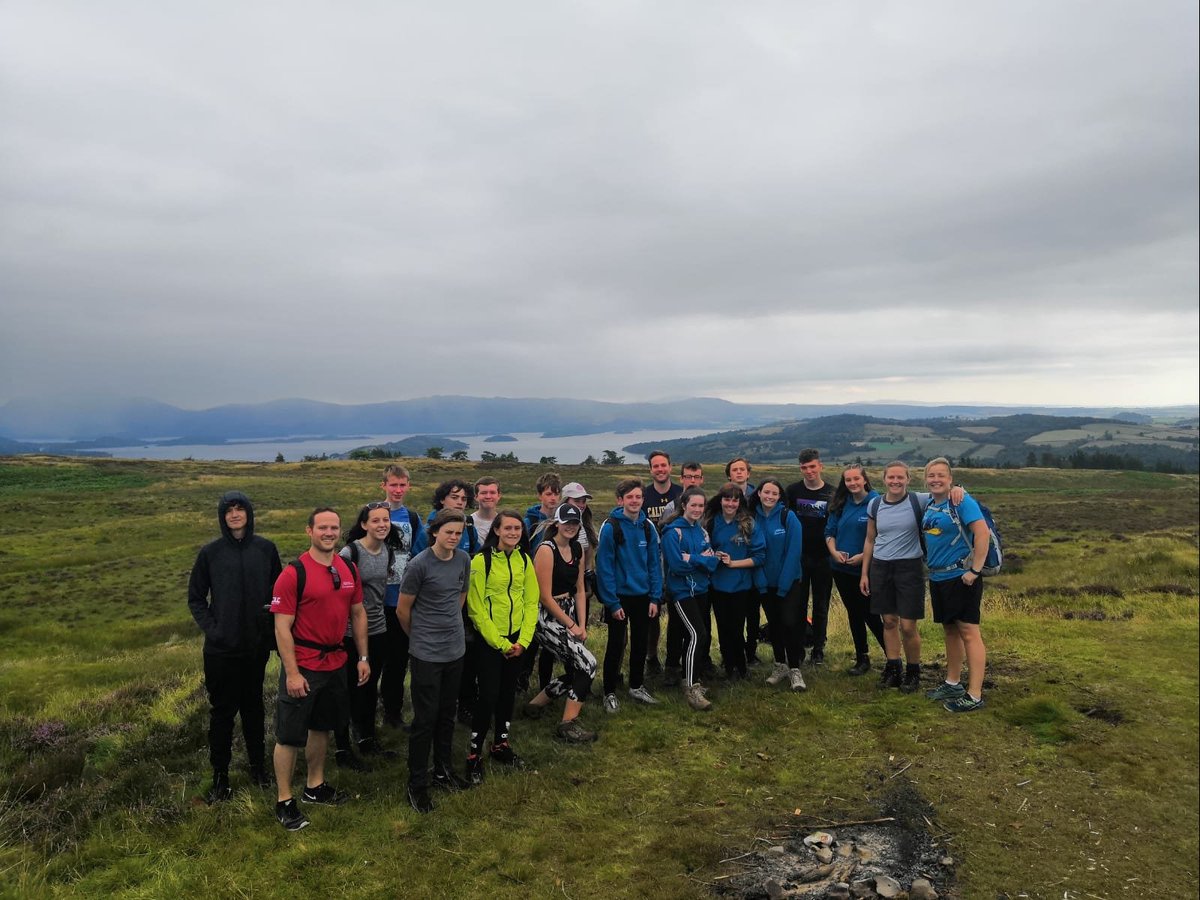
[0,457,1196,898]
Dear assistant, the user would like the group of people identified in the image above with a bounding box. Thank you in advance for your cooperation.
[188,452,992,831]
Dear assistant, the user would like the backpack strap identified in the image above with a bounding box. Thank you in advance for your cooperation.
[286,557,349,658]
[868,496,881,519]
[907,492,928,556]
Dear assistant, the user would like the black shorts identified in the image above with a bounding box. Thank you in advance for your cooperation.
[868,557,926,620]
[275,665,349,748]
[929,576,983,625]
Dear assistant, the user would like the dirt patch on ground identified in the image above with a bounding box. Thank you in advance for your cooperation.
[713,781,957,899]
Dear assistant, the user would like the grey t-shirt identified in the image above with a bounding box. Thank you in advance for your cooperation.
[399,547,471,663]
[340,541,390,637]
[868,492,930,561]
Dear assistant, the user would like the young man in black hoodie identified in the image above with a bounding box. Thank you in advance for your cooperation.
[188,491,283,802]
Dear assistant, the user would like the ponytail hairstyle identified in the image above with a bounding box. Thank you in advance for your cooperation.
[344,502,402,549]
[829,464,873,516]
[703,482,754,542]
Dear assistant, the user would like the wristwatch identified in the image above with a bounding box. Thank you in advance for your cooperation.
[358,655,369,662]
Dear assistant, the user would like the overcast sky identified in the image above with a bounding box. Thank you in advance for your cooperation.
[2,1,1196,409]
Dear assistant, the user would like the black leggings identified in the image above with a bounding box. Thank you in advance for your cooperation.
[672,594,710,686]
[711,589,749,675]
[761,582,804,668]
[335,631,386,752]
[470,638,522,754]
[833,570,886,657]
[602,595,652,694]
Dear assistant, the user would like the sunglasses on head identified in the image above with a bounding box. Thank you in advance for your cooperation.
[366,501,390,510]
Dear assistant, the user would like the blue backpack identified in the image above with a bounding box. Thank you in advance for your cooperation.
[946,501,1003,576]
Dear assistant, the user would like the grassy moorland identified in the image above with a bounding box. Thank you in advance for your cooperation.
[0,457,1196,899]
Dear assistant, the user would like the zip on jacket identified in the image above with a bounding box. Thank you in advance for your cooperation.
[467,548,540,653]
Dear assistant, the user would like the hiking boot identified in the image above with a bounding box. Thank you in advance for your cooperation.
[523,700,547,720]
[926,681,967,701]
[878,664,902,690]
[432,765,470,792]
[685,683,712,711]
[383,711,407,730]
[301,782,349,806]
[811,648,825,666]
[646,656,663,676]
[628,685,659,705]
[847,656,871,677]
[357,738,398,759]
[407,784,434,814]
[205,771,232,804]
[944,694,986,713]
[900,669,922,694]
[765,662,789,686]
[603,693,620,714]
[275,798,309,831]
[662,665,682,687]
[247,765,272,789]
[555,718,598,743]
[789,668,807,692]
[489,741,526,769]
[334,749,371,773]
[465,754,485,786]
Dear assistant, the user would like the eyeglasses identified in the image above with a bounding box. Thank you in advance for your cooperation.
[327,565,341,589]
[366,501,390,510]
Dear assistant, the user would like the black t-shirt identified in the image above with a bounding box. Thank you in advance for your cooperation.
[785,481,835,554]
[643,482,683,526]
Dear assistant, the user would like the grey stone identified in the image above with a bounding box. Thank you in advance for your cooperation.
[855,846,876,862]
[837,843,853,858]
[815,847,834,864]
[828,885,852,900]
[875,874,903,898]
[939,856,954,867]
[909,878,938,900]
[767,845,787,855]
[804,831,835,847]
[850,882,876,899]
[765,879,786,900]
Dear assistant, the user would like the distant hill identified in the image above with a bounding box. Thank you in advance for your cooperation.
[623,413,1200,473]
[329,435,469,460]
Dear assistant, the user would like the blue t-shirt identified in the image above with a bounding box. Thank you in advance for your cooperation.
[922,495,983,582]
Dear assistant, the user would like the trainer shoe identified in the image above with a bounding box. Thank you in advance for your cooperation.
[432,766,470,792]
[926,681,967,701]
[847,656,871,677]
[555,718,598,743]
[628,685,659,705]
[878,664,902,690]
[765,662,789,686]
[334,749,371,773]
[275,798,309,831]
[811,648,825,666]
[900,669,922,694]
[646,656,663,676]
[944,694,986,713]
[789,668,807,692]
[407,784,434,814]
[603,693,620,714]
[685,683,712,711]
[662,665,682,687]
[358,738,399,759]
[465,754,485,787]
[489,741,526,769]
[300,782,349,806]
[205,771,232,804]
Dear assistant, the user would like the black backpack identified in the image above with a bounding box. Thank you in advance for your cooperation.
[605,515,654,548]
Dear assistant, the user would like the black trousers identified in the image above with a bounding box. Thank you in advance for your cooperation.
[833,570,886,657]
[458,618,479,716]
[471,638,521,754]
[203,649,270,773]
[334,631,387,752]
[381,606,410,720]
[673,595,709,686]
[408,655,464,787]
[799,552,833,652]
[710,589,749,675]
[601,595,652,694]
[665,595,684,668]
[762,582,804,668]
[744,593,762,661]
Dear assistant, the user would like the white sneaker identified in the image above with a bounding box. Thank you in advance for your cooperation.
[789,668,807,692]
[603,693,620,714]
[628,685,659,705]
[766,662,789,686]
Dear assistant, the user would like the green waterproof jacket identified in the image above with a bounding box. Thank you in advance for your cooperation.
[467,548,540,653]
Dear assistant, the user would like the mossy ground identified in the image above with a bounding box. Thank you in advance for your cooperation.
[0,458,1196,898]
